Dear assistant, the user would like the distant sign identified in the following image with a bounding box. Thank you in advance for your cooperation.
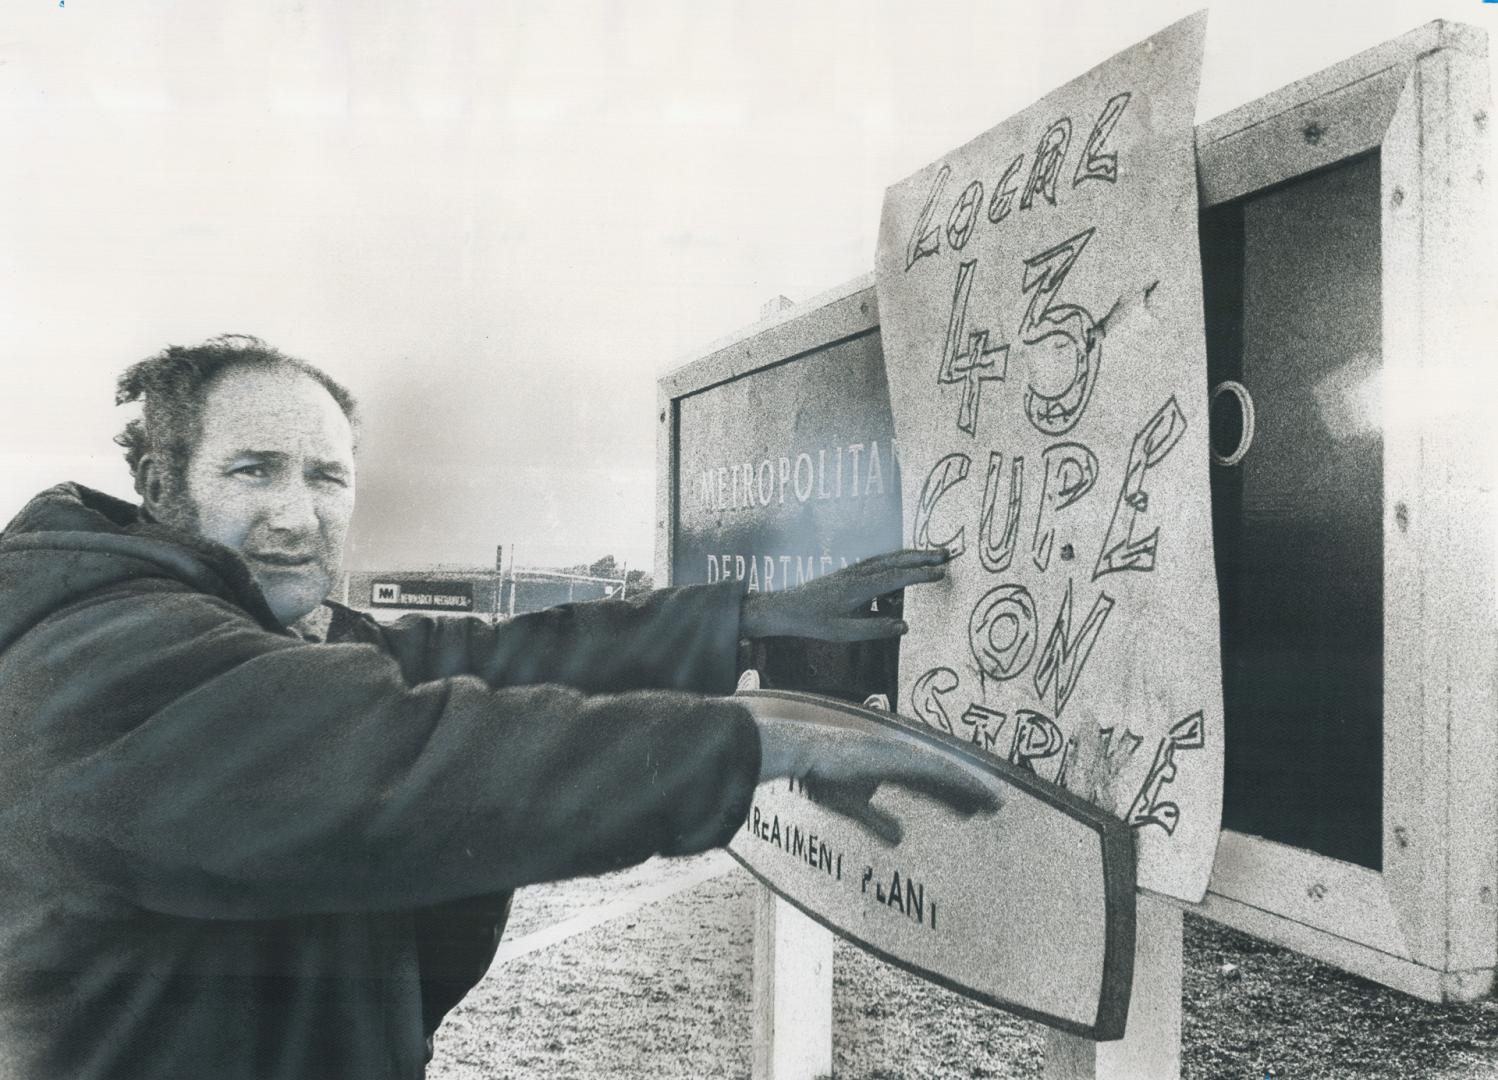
[369,580,474,611]
[728,691,1135,1039]
[875,14,1222,903]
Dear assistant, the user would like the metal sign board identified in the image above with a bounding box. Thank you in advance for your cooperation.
[673,329,900,591]
[1189,21,1497,1001]
[874,13,1223,903]
[368,579,474,611]
[727,690,1136,1040]
[669,305,905,702]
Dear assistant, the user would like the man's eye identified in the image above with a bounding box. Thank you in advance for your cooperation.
[316,471,350,488]
[230,464,269,479]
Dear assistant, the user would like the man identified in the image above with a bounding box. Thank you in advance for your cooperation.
[0,335,985,1078]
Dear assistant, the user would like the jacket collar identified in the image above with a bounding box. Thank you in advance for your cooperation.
[1,483,290,633]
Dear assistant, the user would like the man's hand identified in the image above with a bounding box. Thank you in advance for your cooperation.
[755,713,999,845]
[739,548,953,641]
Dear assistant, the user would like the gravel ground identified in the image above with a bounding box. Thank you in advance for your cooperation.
[429,858,1498,1080]
[496,855,724,941]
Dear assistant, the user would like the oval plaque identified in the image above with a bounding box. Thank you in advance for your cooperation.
[728,689,1136,1040]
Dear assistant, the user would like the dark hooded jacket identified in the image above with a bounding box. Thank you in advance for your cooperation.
[0,484,759,1079]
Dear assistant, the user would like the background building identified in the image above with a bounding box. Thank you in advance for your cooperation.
[342,567,627,623]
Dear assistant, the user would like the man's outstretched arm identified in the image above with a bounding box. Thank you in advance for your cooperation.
[372,548,954,692]
[12,584,760,921]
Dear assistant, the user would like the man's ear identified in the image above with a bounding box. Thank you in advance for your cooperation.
[137,455,172,519]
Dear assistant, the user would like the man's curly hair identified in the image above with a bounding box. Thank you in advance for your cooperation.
[115,334,359,497]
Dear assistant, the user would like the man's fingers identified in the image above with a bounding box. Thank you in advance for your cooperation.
[890,547,955,568]
[850,803,903,847]
[815,734,1002,817]
[828,616,909,641]
[881,769,1002,818]
[801,775,877,821]
[802,775,904,846]
[801,773,877,806]
[858,563,947,598]
[854,548,952,577]
[831,550,951,603]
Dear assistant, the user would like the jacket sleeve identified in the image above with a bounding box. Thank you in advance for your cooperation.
[15,582,761,921]
[369,581,746,694]
[352,581,748,1036]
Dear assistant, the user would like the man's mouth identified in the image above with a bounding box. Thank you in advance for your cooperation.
[247,552,318,568]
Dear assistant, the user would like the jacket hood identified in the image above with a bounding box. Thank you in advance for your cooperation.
[0,483,285,644]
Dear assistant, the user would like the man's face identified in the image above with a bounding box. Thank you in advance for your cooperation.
[177,365,356,626]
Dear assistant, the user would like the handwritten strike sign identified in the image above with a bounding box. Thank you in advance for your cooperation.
[874,13,1222,903]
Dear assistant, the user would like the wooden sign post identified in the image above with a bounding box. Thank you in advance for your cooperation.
[658,282,905,1080]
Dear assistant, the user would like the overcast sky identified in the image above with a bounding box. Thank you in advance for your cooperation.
[2,0,1492,572]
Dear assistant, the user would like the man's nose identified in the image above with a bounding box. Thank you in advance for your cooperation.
[264,477,320,535]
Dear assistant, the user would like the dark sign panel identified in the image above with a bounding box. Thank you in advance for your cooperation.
[1203,153,1383,870]
[674,329,901,587]
[369,579,475,612]
[672,325,903,702]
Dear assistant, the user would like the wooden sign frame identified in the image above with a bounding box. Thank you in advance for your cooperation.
[656,17,1495,1012]
[655,275,884,587]
[1190,19,1496,1004]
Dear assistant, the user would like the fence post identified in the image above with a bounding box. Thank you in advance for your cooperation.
[752,888,835,1080]
[1042,895,1183,1080]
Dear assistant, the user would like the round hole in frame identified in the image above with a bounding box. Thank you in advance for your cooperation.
[1209,380,1256,467]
